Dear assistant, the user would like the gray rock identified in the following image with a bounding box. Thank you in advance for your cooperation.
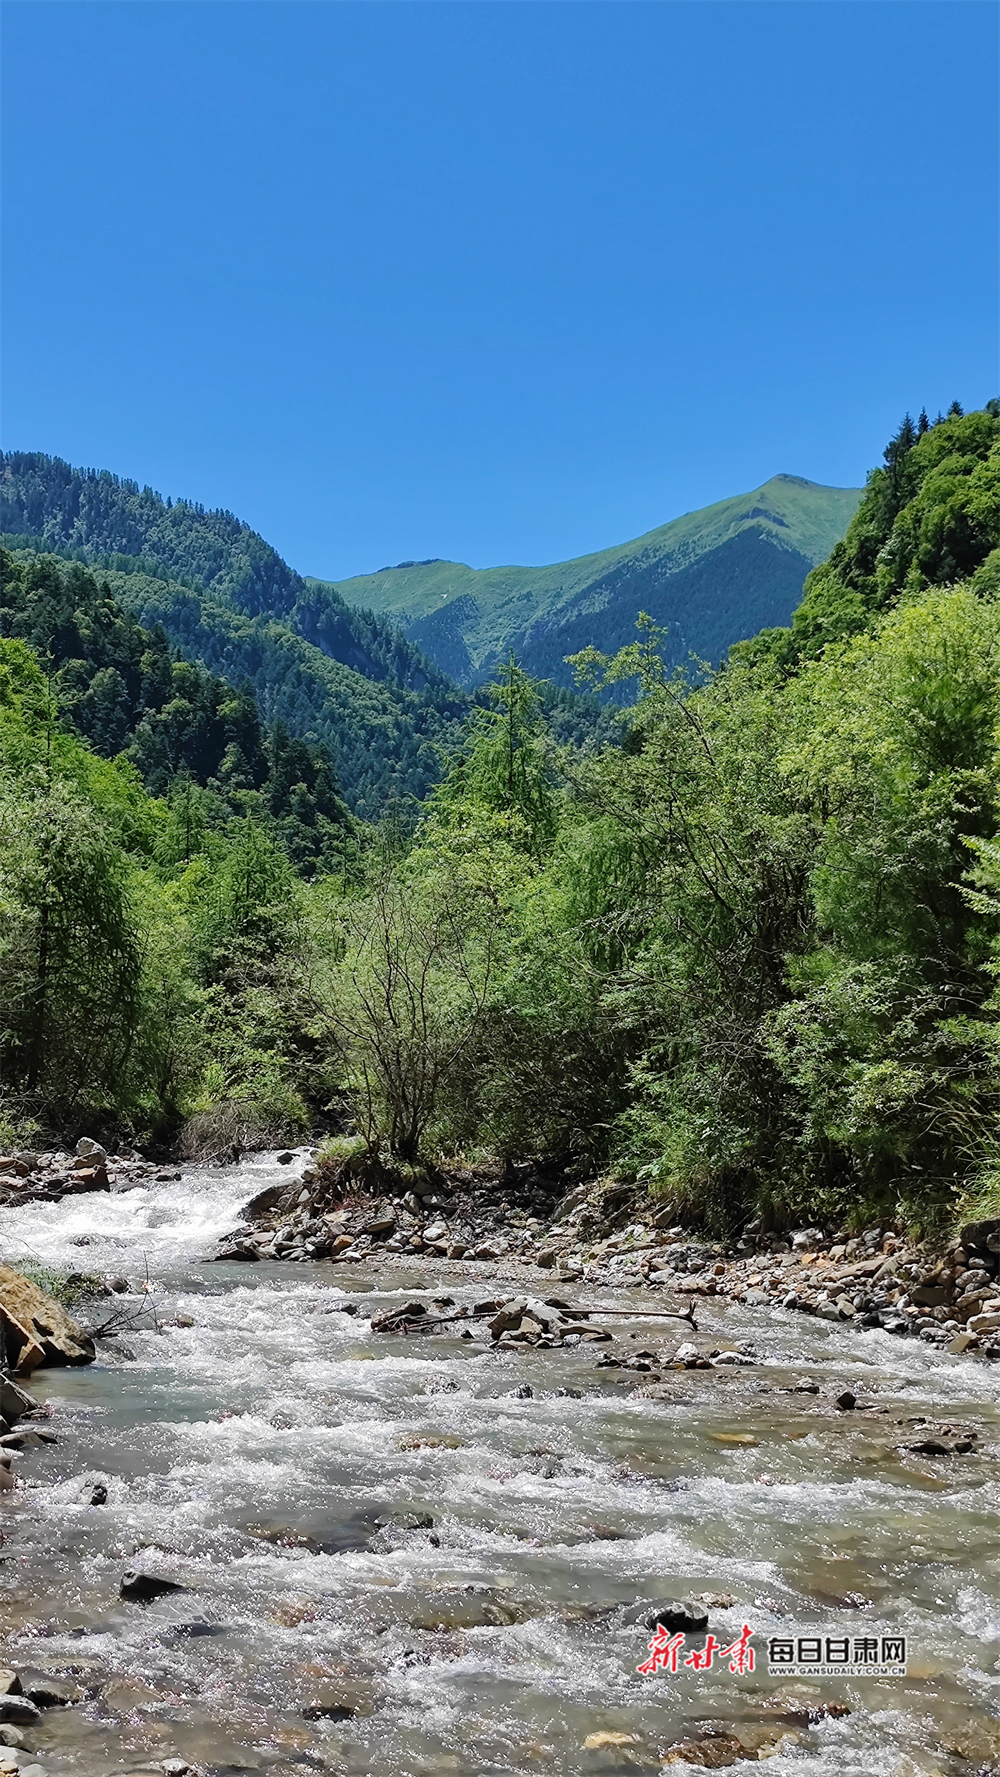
[120,1569,189,1602]
[18,1670,80,1707]
[0,1697,41,1726]
[624,1598,709,1634]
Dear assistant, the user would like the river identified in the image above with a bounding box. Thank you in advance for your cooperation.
[1,1152,998,1776]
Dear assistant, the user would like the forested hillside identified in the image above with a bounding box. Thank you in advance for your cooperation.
[3,404,999,1247]
[0,453,475,818]
[0,452,612,815]
[320,474,862,689]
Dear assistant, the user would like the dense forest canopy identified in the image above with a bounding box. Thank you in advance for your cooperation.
[0,453,609,818]
[2,404,999,1243]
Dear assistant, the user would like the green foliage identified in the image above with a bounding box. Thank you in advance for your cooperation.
[791,409,1000,656]
[3,407,998,1236]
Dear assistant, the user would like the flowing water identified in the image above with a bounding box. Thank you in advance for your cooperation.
[1,1154,999,1776]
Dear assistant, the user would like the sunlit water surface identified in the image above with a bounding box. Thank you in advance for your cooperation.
[1,1155,999,1775]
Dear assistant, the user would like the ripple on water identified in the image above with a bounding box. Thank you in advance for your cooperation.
[2,1154,999,1774]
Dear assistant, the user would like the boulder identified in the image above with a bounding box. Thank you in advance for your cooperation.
[623,1598,709,1634]
[661,1737,744,1769]
[66,1162,110,1192]
[17,1670,81,1707]
[120,1569,189,1602]
[212,1240,260,1262]
[0,1265,95,1373]
[0,1695,40,1729]
[0,1379,37,1421]
[959,1217,1000,1251]
[489,1299,527,1339]
[362,1214,396,1240]
[911,1284,949,1308]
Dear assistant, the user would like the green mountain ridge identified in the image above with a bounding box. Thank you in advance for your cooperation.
[0,452,476,818]
[316,473,863,687]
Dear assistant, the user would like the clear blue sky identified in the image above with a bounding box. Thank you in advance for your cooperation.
[2,2,997,580]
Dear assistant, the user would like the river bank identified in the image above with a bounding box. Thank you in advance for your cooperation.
[214,1153,1000,1365]
[0,1151,998,1777]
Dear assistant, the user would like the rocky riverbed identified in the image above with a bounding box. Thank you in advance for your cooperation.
[213,1153,1000,1363]
[0,1150,998,1777]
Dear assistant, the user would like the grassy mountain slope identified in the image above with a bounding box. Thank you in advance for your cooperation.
[319,474,862,687]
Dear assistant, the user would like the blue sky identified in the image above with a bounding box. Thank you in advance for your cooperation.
[2,2,997,580]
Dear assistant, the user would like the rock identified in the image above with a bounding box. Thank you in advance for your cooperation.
[0,1731,23,1749]
[0,1697,40,1727]
[75,1136,107,1160]
[959,1217,1000,1250]
[0,1380,36,1421]
[89,1483,108,1506]
[0,1264,95,1372]
[938,1711,1000,1764]
[331,1234,355,1254]
[362,1215,396,1239]
[0,1676,19,1698]
[836,1391,857,1411]
[582,1732,639,1749]
[423,1221,448,1243]
[535,1247,557,1268]
[67,1161,110,1192]
[18,1670,80,1706]
[792,1229,824,1250]
[948,1332,978,1354]
[489,1299,527,1339]
[626,1599,708,1634]
[276,1151,294,1164]
[968,1311,1000,1334]
[120,1569,189,1602]
[474,1244,498,1260]
[212,1240,260,1262]
[911,1284,949,1307]
[446,1242,467,1260]
[661,1735,745,1767]
[240,1183,285,1218]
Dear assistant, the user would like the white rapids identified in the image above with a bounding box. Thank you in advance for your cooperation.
[1,1153,998,1776]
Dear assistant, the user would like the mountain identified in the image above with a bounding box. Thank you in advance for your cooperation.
[315,474,862,688]
[0,452,473,818]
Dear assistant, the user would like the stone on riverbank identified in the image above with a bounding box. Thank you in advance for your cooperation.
[0,1266,95,1374]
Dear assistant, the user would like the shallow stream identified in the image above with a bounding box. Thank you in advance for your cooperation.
[1,1154,999,1776]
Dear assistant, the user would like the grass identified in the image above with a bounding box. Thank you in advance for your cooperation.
[316,475,863,688]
